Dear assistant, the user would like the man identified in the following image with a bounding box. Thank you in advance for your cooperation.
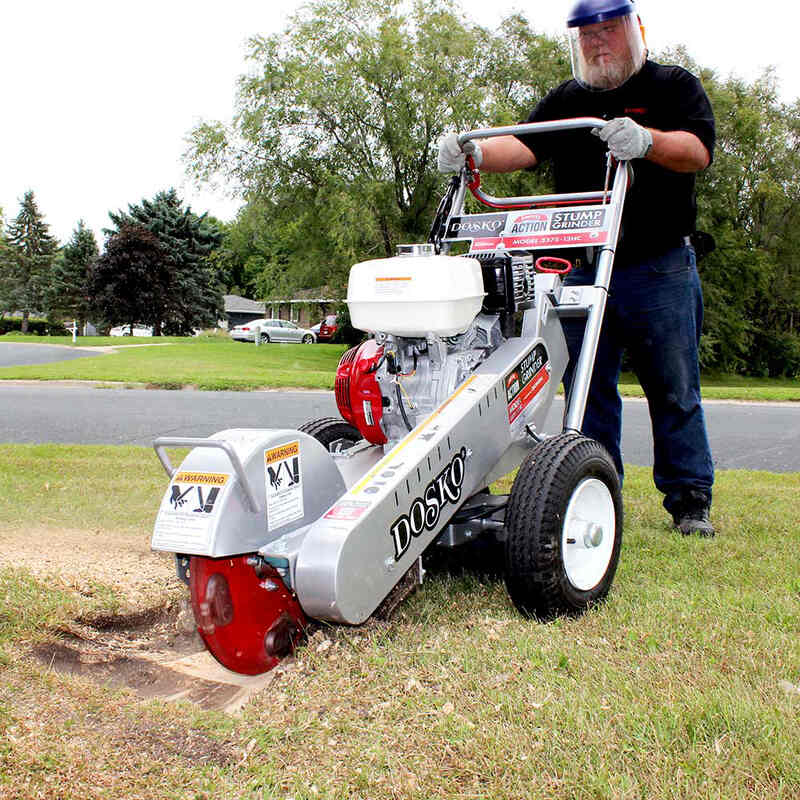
[438,0,716,536]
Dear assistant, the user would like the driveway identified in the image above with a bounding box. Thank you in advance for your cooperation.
[0,341,105,367]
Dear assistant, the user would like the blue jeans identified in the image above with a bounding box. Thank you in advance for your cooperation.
[562,243,714,514]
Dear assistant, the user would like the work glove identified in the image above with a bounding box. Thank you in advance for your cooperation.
[437,133,483,173]
[592,117,653,161]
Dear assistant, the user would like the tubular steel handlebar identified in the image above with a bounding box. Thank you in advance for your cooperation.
[457,117,607,147]
[153,436,261,513]
[456,118,612,210]
[443,119,633,434]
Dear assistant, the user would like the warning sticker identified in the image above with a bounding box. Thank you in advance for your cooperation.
[506,344,550,424]
[374,276,412,296]
[174,471,229,486]
[324,500,370,521]
[265,441,304,531]
[151,471,231,553]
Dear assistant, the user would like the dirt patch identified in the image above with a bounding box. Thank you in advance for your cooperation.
[0,526,176,606]
[31,637,246,712]
[31,600,283,713]
[3,526,284,712]
[105,716,239,767]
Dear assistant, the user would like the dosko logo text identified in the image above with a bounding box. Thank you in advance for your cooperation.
[446,214,507,238]
[451,219,504,233]
[389,448,467,561]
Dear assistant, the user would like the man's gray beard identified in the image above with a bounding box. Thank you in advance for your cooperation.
[585,54,638,90]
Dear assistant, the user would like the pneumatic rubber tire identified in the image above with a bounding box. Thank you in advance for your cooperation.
[504,432,623,619]
[302,334,314,344]
[261,333,270,343]
[298,417,362,450]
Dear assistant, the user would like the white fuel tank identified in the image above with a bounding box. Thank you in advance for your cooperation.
[347,253,485,337]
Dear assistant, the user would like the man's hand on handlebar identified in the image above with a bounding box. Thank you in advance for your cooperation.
[592,117,653,161]
[437,133,483,173]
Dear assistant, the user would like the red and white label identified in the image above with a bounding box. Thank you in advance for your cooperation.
[324,501,370,521]
[465,204,610,252]
[472,231,608,252]
[507,365,550,424]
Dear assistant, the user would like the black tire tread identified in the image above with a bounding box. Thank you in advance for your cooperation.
[298,417,361,449]
[504,432,622,619]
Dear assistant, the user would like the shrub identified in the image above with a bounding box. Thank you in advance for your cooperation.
[0,318,69,336]
[749,331,800,378]
[332,307,366,346]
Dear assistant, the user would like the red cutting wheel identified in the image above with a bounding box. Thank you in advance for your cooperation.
[189,555,307,675]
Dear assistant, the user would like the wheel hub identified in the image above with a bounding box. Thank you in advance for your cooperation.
[562,478,616,591]
[584,523,604,548]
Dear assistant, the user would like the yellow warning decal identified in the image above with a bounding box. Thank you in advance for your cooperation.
[173,471,229,486]
[375,276,412,281]
[265,441,300,465]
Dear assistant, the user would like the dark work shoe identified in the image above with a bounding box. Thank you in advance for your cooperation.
[673,505,715,537]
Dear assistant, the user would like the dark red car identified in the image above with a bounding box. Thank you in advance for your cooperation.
[316,314,338,342]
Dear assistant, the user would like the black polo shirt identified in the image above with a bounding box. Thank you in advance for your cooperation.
[514,60,715,261]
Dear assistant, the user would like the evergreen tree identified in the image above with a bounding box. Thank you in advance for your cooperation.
[49,220,98,330]
[0,207,11,316]
[87,224,171,332]
[1,191,58,332]
[105,189,223,334]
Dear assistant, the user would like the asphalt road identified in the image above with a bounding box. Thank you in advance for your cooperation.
[1,383,799,472]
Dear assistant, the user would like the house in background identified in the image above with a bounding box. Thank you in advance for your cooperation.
[263,287,339,327]
[224,288,340,329]
[222,295,266,329]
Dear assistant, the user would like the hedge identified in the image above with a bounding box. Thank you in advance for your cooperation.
[0,318,69,336]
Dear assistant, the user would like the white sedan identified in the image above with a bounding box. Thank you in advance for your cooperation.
[229,318,316,344]
[109,324,153,337]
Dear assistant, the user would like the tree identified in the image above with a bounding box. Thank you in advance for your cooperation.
[49,220,98,330]
[185,0,569,296]
[87,224,171,333]
[211,199,302,298]
[1,191,58,332]
[102,189,224,334]
[0,206,12,316]
[661,48,800,375]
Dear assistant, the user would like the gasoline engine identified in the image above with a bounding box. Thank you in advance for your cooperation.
[336,246,538,446]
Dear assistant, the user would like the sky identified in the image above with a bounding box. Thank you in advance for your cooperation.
[1,0,798,247]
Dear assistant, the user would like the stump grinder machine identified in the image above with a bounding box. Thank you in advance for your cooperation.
[152,119,630,675]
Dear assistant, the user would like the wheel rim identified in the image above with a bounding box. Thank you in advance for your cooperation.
[561,477,615,591]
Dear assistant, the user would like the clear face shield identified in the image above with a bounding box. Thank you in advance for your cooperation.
[568,12,646,91]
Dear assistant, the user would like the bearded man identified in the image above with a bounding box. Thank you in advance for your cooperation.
[438,0,717,536]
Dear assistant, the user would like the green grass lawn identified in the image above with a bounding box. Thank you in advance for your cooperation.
[0,335,347,390]
[619,371,800,402]
[2,333,799,399]
[0,443,798,798]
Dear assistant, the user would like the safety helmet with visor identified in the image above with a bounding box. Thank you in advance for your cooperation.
[567,0,647,91]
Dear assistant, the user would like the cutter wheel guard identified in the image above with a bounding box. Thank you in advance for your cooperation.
[152,118,632,675]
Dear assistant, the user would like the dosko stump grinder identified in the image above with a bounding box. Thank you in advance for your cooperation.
[152,119,631,675]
